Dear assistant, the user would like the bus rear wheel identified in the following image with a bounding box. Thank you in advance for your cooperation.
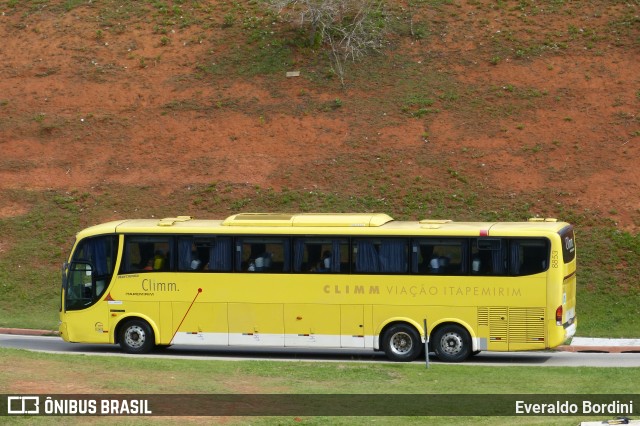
[382,324,421,362]
[119,319,154,354]
[432,324,471,362]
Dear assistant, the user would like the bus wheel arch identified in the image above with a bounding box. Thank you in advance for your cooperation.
[116,317,156,354]
[380,322,422,362]
[430,322,472,362]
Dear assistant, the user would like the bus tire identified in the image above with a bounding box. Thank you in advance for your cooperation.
[381,324,421,362]
[432,324,471,362]
[119,319,154,354]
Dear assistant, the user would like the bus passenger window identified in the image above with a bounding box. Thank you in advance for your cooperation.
[236,238,290,273]
[293,238,348,273]
[206,237,232,272]
[353,238,409,274]
[413,239,465,275]
[472,238,506,276]
[510,239,549,276]
[177,237,232,272]
[122,237,172,273]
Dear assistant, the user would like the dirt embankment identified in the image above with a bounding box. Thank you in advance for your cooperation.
[0,1,638,228]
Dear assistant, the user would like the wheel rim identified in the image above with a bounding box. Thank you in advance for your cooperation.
[440,331,464,355]
[124,325,146,349]
[389,331,413,355]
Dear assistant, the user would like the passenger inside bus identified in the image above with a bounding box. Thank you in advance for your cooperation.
[153,250,166,270]
[310,250,332,272]
[143,259,154,271]
[247,244,272,272]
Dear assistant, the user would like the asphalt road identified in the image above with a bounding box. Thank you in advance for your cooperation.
[2,334,640,367]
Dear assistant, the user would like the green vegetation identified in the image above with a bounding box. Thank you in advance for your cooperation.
[1,347,639,423]
[5,345,636,393]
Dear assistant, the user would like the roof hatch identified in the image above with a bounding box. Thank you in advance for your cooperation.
[222,213,394,227]
[157,216,193,226]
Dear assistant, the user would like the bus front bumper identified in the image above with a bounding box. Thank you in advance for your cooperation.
[59,322,70,342]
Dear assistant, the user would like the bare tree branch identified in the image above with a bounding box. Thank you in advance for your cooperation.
[268,0,387,85]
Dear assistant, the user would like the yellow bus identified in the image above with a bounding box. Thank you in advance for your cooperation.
[59,213,577,362]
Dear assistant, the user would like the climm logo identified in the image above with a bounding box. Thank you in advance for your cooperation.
[141,279,178,292]
[565,236,575,253]
[323,285,380,295]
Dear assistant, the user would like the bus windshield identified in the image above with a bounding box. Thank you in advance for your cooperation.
[63,235,118,311]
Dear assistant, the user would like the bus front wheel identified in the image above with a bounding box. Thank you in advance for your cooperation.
[381,324,421,362]
[119,319,154,354]
[432,324,471,362]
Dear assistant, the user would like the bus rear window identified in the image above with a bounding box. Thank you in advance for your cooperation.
[560,226,576,264]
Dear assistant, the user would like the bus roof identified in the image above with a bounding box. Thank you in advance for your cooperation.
[75,214,571,238]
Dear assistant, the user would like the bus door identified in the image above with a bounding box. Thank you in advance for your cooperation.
[62,261,111,343]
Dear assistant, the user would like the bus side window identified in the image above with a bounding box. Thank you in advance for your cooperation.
[122,237,172,273]
[206,237,232,271]
[353,238,409,274]
[178,238,202,271]
[294,238,349,273]
[236,238,290,273]
[353,240,380,273]
[472,238,506,275]
[177,237,233,272]
[510,239,549,276]
[413,239,465,275]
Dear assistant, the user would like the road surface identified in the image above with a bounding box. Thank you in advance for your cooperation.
[1,334,639,367]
